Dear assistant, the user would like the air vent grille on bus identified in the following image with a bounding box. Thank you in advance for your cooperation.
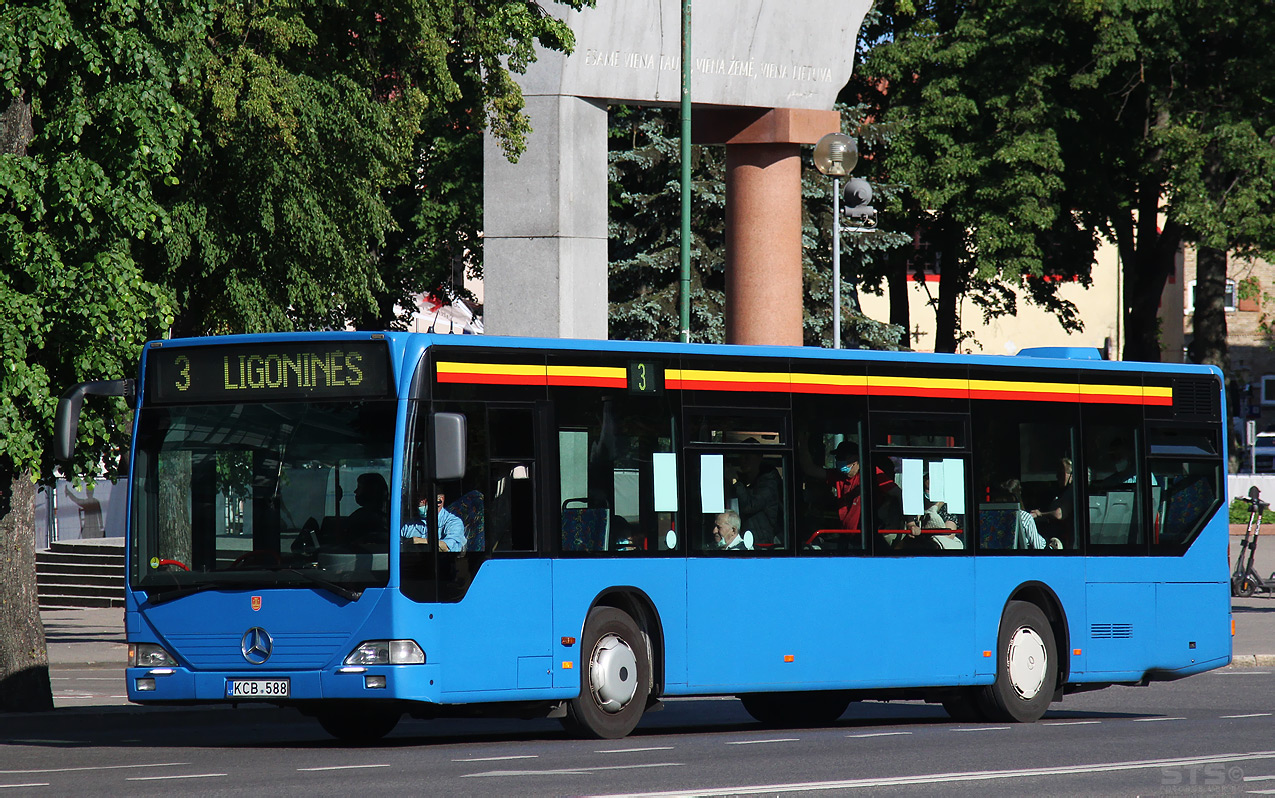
[1172,378,1221,420]
[1090,623,1134,639]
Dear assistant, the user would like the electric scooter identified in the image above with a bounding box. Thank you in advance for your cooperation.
[1232,486,1274,597]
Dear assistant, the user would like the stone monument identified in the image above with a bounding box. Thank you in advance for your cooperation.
[483,0,872,344]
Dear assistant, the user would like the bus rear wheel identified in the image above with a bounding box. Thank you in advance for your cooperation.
[979,600,1057,723]
[315,706,401,742]
[562,607,651,739]
[740,691,851,728]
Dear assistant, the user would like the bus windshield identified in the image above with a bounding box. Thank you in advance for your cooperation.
[130,399,396,595]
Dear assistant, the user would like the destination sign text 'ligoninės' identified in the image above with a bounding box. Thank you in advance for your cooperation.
[146,341,392,404]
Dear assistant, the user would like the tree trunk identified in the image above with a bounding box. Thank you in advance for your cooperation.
[0,466,55,712]
[1121,211,1182,363]
[0,92,33,156]
[887,245,910,342]
[1188,246,1229,370]
[932,217,962,353]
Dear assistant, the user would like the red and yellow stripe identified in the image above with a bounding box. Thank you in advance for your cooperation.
[436,362,627,389]
[437,362,1174,406]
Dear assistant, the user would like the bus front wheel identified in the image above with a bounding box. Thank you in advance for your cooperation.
[980,600,1057,723]
[562,607,650,739]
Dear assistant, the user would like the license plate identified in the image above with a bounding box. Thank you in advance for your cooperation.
[226,679,289,698]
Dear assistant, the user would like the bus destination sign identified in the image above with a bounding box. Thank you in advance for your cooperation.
[146,341,393,404]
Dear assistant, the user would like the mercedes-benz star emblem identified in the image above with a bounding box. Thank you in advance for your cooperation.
[241,627,273,665]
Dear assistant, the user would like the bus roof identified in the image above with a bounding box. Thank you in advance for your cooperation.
[146,332,1223,380]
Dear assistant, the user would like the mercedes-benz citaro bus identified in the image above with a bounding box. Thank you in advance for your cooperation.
[54,333,1231,741]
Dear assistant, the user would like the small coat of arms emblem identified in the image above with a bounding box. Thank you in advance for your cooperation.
[251,595,262,612]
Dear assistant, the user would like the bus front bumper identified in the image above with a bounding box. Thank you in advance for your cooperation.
[125,664,442,704]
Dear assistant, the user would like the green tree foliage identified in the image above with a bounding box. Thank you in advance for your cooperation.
[607,104,908,349]
[855,0,1275,361]
[0,0,588,710]
[153,1,588,335]
[851,0,1095,353]
[0,0,195,711]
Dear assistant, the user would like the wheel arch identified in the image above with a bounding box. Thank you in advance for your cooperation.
[585,587,665,700]
[1004,581,1071,687]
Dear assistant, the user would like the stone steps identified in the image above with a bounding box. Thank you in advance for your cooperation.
[37,538,125,610]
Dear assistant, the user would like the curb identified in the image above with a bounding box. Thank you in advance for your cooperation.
[1228,654,1275,668]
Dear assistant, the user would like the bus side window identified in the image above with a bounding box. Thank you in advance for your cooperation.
[1146,426,1221,553]
[1083,412,1145,549]
[488,408,537,552]
[554,392,678,555]
[971,401,1077,553]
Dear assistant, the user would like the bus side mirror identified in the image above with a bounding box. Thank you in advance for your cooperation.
[433,413,467,481]
[54,379,135,461]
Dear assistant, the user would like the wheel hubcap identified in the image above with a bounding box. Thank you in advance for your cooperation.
[589,633,638,713]
[1006,625,1048,700]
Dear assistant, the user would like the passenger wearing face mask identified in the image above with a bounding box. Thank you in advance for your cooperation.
[401,492,467,551]
[828,442,862,531]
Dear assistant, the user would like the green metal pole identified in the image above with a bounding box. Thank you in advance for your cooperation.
[679,0,691,343]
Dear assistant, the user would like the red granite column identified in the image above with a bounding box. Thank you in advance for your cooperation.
[725,143,803,346]
[695,107,840,346]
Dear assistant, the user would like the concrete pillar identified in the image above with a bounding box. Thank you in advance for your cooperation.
[696,107,840,346]
[483,95,609,339]
[725,144,803,346]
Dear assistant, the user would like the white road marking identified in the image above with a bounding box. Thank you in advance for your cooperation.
[1043,721,1102,726]
[845,732,912,739]
[951,726,1010,732]
[125,774,226,781]
[726,738,799,745]
[1245,790,1275,795]
[451,755,539,763]
[596,747,675,754]
[1244,775,1275,781]
[1219,671,1272,675]
[0,784,49,789]
[584,750,1275,797]
[0,763,187,776]
[463,763,682,778]
[1223,713,1273,719]
[297,764,390,772]
[1132,717,1185,722]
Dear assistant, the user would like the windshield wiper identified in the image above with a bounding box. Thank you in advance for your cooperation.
[284,568,362,602]
[145,582,219,606]
[144,569,361,605]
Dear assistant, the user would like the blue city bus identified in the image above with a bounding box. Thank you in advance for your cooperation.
[54,333,1230,740]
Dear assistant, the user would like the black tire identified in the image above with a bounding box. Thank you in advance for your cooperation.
[978,600,1057,723]
[1238,574,1259,598]
[561,607,651,739]
[315,706,401,742]
[740,691,852,728]
[941,689,987,722]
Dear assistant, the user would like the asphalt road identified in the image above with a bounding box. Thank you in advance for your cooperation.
[5,668,1275,797]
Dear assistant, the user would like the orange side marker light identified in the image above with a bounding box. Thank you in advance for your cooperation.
[982,650,992,658]
[1073,649,1082,656]
[783,655,795,663]
[562,661,574,670]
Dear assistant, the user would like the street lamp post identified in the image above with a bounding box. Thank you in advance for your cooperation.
[812,133,858,349]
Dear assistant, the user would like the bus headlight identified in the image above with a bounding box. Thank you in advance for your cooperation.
[344,640,425,665]
[129,643,177,668]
